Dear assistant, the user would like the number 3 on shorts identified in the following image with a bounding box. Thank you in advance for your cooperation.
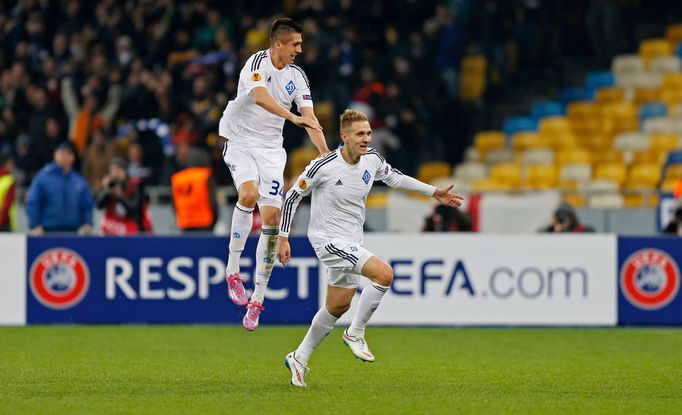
[269,180,283,196]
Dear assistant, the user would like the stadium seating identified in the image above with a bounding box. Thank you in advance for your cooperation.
[503,117,538,137]
[489,163,521,187]
[417,161,452,185]
[531,101,564,120]
[459,56,487,102]
[474,131,506,159]
[519,148,554,165]
[612,55,644,78]
[595,162,627,187]
[451,25,682,208]
[512,132,546,152]
[454,162,487,181]
[639,39,673,69]
[586,71,615,92]
[626,163,662,188]
[286,146,319,179]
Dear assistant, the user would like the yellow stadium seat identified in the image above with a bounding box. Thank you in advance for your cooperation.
[632,88,662,106]
[639,38,673,69]
[489,162,521,186]
[459,56,487,102]
[660,89,682,106]
[623,192,658,208]
[314,101,335,131]
[470,178,512,192]
[474,131,506,157]
[417,161,452,184]
[650,132,681,151]
[567,101,598,119]
[632,149,667,164]
[525,164,557,190]
[366,191,388,208]
[286,146,319,179]
[544,132,579,149]
[595,162,627,187]
[556,147,591,165]
[539,116,571,134]
[595,87,625,105]
[665,24,682,46]
[562,192,586,208]
[571,119,604,137]
[578,133,613,150]
[601,101,637,118]
[591,149,624,165]
[662,73,682,90]
[664,164,682,180]
[626,163,662,188]
[601,102,639,135]
[661,177,680,192]
[511,132,547,152]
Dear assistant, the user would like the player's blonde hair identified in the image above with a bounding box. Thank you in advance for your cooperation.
[339,109,369,132]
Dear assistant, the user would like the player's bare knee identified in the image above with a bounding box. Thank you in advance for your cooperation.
[238,192,258,208]
[326,303,349,318]
[262,213,280,227]
[377,263,393,287]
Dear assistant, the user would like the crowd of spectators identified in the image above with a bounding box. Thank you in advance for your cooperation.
[1,0,680,199]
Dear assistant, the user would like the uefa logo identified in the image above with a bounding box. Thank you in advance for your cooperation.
[620,248,680,310]
[29,248,90,310]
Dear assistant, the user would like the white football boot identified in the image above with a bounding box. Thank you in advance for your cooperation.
[284,352,310,387]
[342,329,375,362]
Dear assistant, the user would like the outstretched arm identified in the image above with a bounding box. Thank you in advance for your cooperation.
[300,107,329,155]
[432,184,464,208]
[376,155,464,207]
[251,87,322,132]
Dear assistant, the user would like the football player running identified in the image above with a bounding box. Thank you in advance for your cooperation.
[278,109,463,386]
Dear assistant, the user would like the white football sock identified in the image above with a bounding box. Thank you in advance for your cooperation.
[226,202,253,276]
[347,283,389,338]
[251,225,279,304]
[295,306,338,366]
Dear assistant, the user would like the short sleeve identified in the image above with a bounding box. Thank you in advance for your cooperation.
[242,52,269,93]
[292,65,313,109]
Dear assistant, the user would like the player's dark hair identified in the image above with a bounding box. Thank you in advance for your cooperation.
[270,18,303,43]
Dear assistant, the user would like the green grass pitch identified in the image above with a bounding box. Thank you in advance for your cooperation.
[1,326,681,414]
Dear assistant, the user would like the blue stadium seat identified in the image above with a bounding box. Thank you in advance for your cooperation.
[586,71,615,92]
[639,103,668,125]
[665,150,682,166]
[503,117,538,138]
[677,43,682,59]
[559,87,593,104]
[531,101,565,120]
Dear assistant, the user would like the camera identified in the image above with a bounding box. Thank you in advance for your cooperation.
[107,179,120,189]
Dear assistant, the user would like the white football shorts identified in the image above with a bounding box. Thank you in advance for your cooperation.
[314,241,374,289]
[222,142,286,209]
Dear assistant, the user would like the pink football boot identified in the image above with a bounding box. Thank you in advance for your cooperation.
[226,274,248,306]
[242,301,264,331]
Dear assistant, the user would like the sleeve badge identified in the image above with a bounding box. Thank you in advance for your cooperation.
[251,72,262,82]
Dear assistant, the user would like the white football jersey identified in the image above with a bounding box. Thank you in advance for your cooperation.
[280,147,404,248]
[220,49,313,148]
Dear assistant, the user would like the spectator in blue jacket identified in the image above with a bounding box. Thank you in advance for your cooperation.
[25,143,94,235]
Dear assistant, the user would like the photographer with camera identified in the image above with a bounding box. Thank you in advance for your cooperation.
[96,157,152,235]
